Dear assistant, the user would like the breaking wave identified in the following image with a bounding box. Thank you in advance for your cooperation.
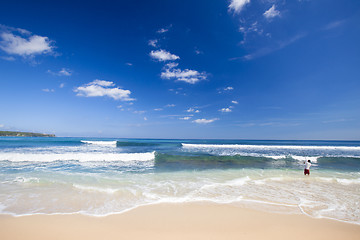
[0,151,155,162]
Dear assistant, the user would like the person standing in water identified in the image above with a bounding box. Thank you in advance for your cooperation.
[304,160,311,175]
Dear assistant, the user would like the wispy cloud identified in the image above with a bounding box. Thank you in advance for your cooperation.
[218,86,234,93]
[48,68,72,76]
[59,83,65,88]
[263,5,280,20]
[236,121,301,127]
[133,110,146,114]
[229,0,250,14]
[219,107,232,113]
[148,39,158,47]
[157,25,172,34]
[74,79,135,101]
[150,49,180,62]
[169,88,186,95]
[322,118,351,124]
[160,114,193,119]
[165,104,176,108]
[232,100,238,104]
[193,118,218,124]
[180,116,191,120]
[242,33,307,60]
[125,62,133,66]
[0,25,54,57]
[187,108,200,113]
[323,19,346,30]
[194,47,203,55]
[42,88,55,92]
[240,21,263,35]
[0,56,15,61]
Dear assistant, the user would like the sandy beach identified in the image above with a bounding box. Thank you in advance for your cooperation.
[1,203,359,240]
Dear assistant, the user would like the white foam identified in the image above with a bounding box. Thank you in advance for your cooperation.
[265,155,287,160]
[81,140,117,146]
[181,143,360,151]
[291,155,319,162]
[14,177,40,183]
[336,178,360,185]
[262,155,319,162]
[224,176,251,186]
[0,203,7,213]
[0,151,155,162]
[73,184,119,194]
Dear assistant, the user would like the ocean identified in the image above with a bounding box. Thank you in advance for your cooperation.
[0,137,359,224]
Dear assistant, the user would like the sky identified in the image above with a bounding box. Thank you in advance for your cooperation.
[0,0,359,140]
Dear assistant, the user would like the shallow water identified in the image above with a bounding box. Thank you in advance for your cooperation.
[0,137,359,224]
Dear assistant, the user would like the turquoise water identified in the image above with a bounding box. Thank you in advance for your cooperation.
[0,137,359,224]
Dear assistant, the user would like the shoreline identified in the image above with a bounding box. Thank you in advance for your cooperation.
[1,203,359,240]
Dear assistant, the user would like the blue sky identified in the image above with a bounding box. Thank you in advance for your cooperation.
[0,0,359,139]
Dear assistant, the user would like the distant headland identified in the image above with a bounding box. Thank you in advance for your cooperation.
[0,131,55,137]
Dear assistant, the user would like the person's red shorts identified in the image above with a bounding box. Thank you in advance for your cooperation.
[304,169,310,175]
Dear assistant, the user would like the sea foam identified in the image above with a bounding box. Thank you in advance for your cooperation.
[80,140,117,146]
[181,143,360,151]
[0,151,155,162]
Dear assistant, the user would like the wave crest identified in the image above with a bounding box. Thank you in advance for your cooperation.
[0,151,155,162]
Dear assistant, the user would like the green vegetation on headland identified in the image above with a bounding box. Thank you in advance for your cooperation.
[0,131,55,137]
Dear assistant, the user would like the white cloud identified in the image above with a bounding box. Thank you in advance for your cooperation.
[193,118,218,124]
[165,62,179,69]
[248,21,263,34]
[0,124,5,128]
[74,80,134,101]
[157,25,172,34]
[154,108,163,111]
[161,67,207,84]
[263,5,280,19]
[0,26,54,57]
[224,86,234,91]
[59,83,65,88]
[180,116,191,120]
[194,47,203,55]
[229,0,250,14]
[48,68,72,76]
[125,62,133,66]
[186,108,200,113]
[42,88,54,92]
[133,110,146,114]
[1,56,15,61]
[150,49,180,62]
[243,33,306,60]
[165,104,176,107]
[59,68,72,76]
[323,20,346,30]
[232,100,238,104]
[219,86,235,93]
[90,79,115,87]
[144,117,148,121]
[219,107,232,113]
[148,39,158,47]
[157,28,168,34]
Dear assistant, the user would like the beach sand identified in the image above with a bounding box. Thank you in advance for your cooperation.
[1,203,359,240]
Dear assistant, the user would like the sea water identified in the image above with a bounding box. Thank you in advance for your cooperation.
[0,137,359,224]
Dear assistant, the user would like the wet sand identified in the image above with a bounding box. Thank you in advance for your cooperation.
[1,203,359,240]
